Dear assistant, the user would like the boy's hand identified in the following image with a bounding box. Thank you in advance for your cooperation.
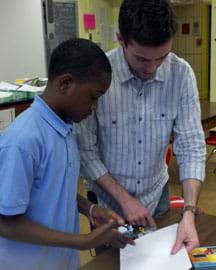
[90,204,125,227]
[88,205,135,248]
[84,220,134,249]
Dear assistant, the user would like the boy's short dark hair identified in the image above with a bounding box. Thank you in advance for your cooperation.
[48,38,111,82]
[119,0,178,46]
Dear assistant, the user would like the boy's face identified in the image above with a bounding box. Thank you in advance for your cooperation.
[60,75,110,122]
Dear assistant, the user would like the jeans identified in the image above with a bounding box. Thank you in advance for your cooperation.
[153,182,170,218]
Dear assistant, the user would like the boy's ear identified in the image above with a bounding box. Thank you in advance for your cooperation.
[58,73,75,94]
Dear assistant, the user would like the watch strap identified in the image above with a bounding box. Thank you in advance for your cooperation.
[182,205,200,216]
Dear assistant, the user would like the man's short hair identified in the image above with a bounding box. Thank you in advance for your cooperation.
[119,0,178,46]
[48,38,111,82]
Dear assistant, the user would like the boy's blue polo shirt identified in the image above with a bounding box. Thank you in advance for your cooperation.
[0,96,80,270]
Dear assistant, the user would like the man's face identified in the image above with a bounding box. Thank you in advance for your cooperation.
[117,34,173,80]
[62,75,110,123]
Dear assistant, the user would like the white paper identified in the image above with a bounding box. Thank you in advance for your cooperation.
[18,84,45,93]
[120,224,192,270]
[0,92,12,98]
[0,81,19,90]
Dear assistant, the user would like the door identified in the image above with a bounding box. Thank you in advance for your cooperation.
[210,0,216,101]
[42,0,78,65]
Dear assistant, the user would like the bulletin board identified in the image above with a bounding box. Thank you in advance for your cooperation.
[53,0,78,44]
[44,0,78,65]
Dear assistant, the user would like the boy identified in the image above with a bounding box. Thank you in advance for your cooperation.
[0,38,131,270]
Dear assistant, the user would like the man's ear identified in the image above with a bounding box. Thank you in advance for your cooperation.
[116,32,125,47]
[58,73,75,95]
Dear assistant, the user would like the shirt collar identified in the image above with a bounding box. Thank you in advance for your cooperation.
[116,47,134,83]
[151,61,166,82]
[116,46,166,84]
[31,95,72,137]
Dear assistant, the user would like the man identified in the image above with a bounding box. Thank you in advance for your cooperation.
[0,38,132,270]
[76,0,206,254]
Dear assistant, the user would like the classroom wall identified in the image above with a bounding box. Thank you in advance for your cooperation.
[1,0,215,98]
[77,0,116,51]
[172,1,209,100]
[77,0,214,101]
[0,0,47,82]
[201,2,210,100]
[210,0,216,101]
[112,0,122,48]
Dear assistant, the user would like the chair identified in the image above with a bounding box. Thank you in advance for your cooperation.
[169,195,184,208]
[165,147,172,166]
[206,135,216,174]
[165,148,185,208]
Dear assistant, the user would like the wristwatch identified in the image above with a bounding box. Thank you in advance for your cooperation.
[182,205,200,216]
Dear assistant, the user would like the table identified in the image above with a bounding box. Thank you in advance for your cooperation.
[0,91,35,116]
[79,209,216,270]
[0,100,32,117]
[201,100,216,131]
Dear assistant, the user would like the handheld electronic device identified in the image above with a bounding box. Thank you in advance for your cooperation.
[118,224,156,240]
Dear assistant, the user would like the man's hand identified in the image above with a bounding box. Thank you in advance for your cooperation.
[171,178,201,254]
[98,173,156,227]
[121,196,156,227]
[171,212,199,254]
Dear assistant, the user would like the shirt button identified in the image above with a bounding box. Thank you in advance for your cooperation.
[137,180,140,184]
[138,140,142,144]
[138,161,141,165]
[161,114,165,117]
[139,117,142,121]
[112,120,116,124]
[139,93,142,97]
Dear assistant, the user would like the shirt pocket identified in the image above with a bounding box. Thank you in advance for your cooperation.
[150,110,176,146]
[97,112,130,157]
[97,112,129,127]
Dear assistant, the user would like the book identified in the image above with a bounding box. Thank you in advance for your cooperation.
[189,246,216,269]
